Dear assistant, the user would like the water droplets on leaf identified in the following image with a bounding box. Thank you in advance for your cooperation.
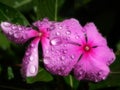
[50,38,62,46]
[29,65,36,74]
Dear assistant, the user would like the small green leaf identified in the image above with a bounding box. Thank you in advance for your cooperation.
[0,32,10,49]
[26,67,53,83]
[7,66,14,80]
[0,2,29,25]
[64,74,79,89]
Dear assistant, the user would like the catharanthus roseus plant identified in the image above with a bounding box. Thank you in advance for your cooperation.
[0,18,115,82]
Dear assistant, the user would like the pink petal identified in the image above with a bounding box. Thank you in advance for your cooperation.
[42,37,82,76]
[21,38,40,77]
[84,23,107,46]
[92,46,116,66]
[74,55,110,82]
[48,18,84,45]
[33,18,53,30]
[41,18,84,76]
[0,22,38,44]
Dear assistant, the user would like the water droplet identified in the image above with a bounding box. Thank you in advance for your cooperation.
[18,26,22,31]
[75,35,80,39]
[56,32,60,36]
[31,44,34,47]
[25,52,29,56]
[49,25,55,30]
[50,38,62,46]
[14,33,19,38]
[63,44,67,47]
[60,56,65,60]
[102,76,106,80]
[66,30,71,35]
[11,25,17,30]
[59,26,62,30]
[29,65,36,73]
[70,55,75,59]
[8,31,13,35]
[45,50,49,54]
[44,57,50,64]
[63,50,67,54]
[30,56,34,61]
[3,22,11,27]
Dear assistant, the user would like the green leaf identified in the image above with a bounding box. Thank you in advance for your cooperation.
[64,74,79,89]
[89,55,120,90]
[26,67,53,83]
[33,0,64,21]
[0,32,10,49]
[7,66,14,80]
[0,2,29,25]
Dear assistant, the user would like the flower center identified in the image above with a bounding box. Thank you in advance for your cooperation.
[38,32,42,37]
[84,45,91,52]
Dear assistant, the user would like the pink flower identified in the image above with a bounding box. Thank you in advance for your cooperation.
[73,23,116,82]
[0,18,83,77]
[0,18,52,77]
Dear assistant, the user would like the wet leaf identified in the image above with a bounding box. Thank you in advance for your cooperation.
[0,2,29,25]
[26,67,53,83]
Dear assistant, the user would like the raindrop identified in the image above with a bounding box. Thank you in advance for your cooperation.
[29,65,36,74]
[63,50,67,54]
[25,52,29,56]
[14,33,19,38]
[66,30,71,35]
[49,25,55,30]
[44,57,50,64]
[8,31,13,35]
[75,35,80,39]
[30,56,34,61]
[102,76,106,80]
[11,25,17,30]
[31,44,34,47]
[3,22,11,27]
[50,38,62,46]
[70,55,75,59]
[60,56,65,60]
[45,50,49,54]
[18,26,22,31]
[58,26,62,30]
[56,32,60,36]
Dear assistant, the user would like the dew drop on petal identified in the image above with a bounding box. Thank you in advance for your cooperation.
[44,57,50,64]
[70,55,75,59]
[66,30,71,35]
[30,56,34,61]
[63,50,67,54]
[75,35,80,39]
[3,22,11,27]
[14,33,19,38]
[29,65,36,74]
[58,26,62,30]
[56,32,60,36]
[11,25,17,30]
[60,56,65,60]
[50,38,62,46]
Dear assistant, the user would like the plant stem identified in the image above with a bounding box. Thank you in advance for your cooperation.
[69,75,73,88]
[55,0,58,21]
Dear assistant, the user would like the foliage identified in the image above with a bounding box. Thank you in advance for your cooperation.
[0,0,120,90]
